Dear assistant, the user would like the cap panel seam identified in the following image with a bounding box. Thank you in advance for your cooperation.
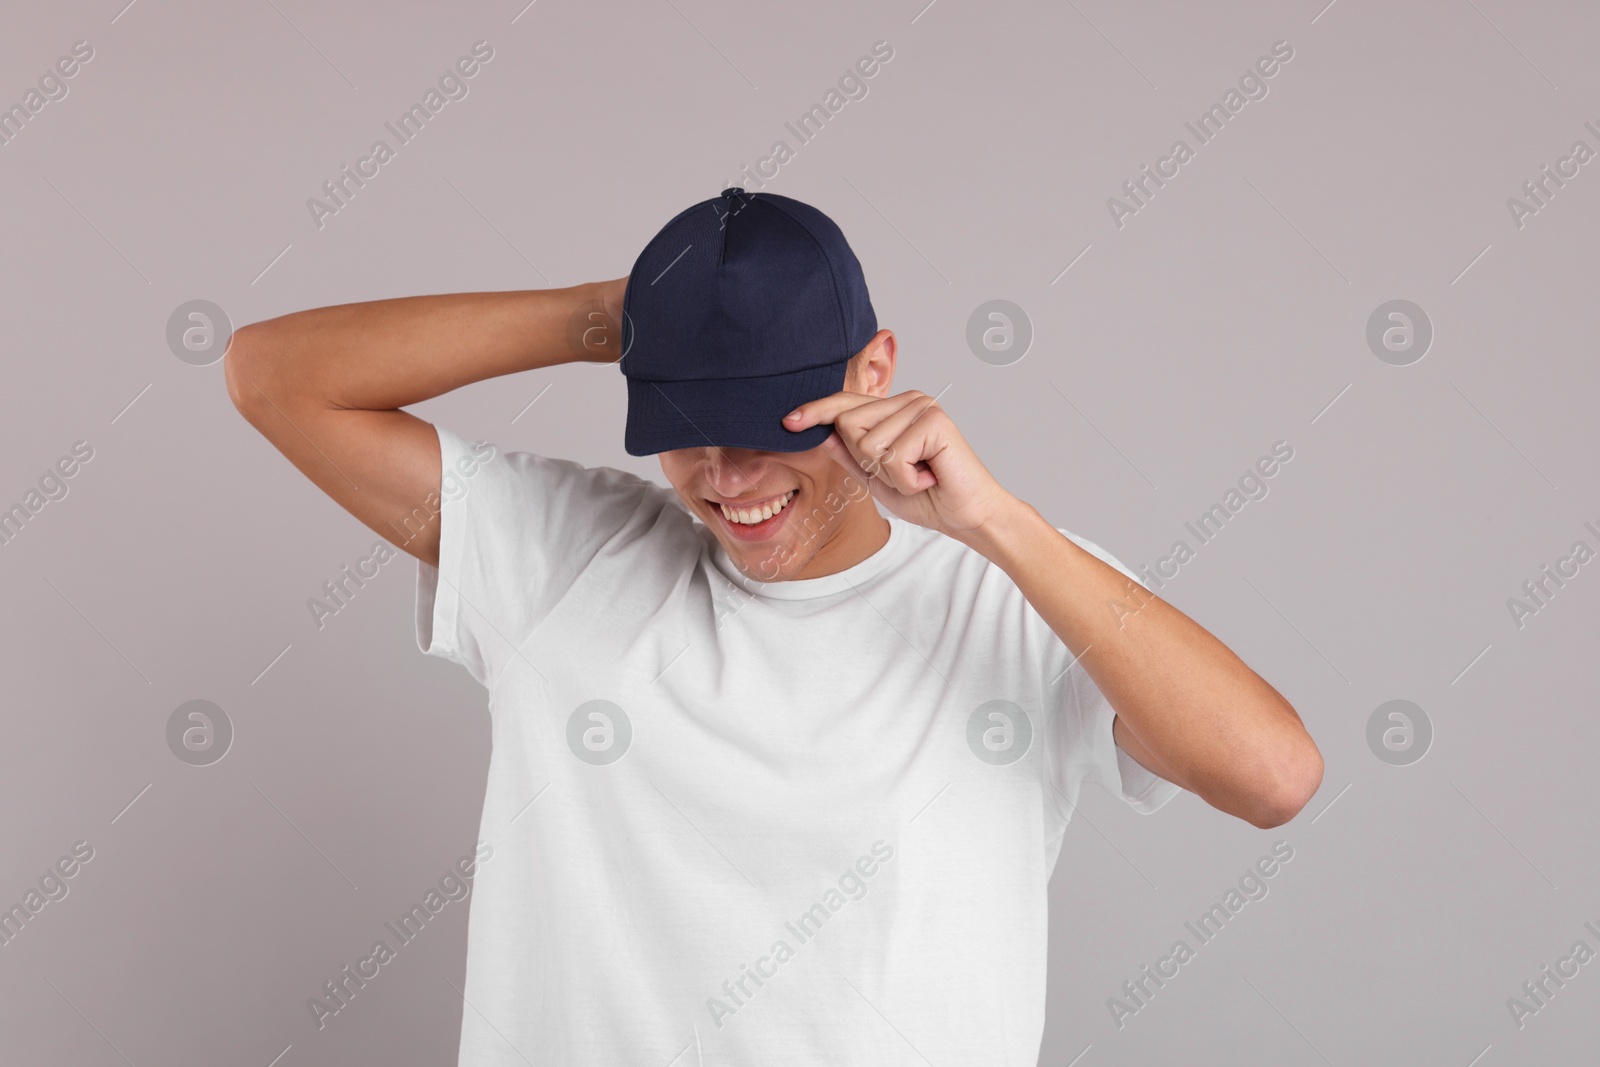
[713,199,730,267]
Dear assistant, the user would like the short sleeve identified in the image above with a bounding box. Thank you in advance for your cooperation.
[414,423,667,690]
[1043,528,1184,817]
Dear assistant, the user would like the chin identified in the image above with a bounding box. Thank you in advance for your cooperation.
[724,537,796,582]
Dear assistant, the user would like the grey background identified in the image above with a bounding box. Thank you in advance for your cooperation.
[2,0,1596,1064]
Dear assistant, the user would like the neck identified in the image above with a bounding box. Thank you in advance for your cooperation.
[791,508,891,579]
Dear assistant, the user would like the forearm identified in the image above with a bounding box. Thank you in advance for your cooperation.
[964,498,1322,826]
[229,279,625,412]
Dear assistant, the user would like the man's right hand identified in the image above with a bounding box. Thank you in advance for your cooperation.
[224,280,629,568]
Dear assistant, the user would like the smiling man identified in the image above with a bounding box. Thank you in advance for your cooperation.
[225,186,1322,1066]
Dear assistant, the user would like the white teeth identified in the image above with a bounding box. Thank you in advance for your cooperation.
[720,489,796,525]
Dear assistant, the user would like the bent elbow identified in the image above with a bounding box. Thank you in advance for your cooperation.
[1247,738,1325,829]
[223,323,274,417]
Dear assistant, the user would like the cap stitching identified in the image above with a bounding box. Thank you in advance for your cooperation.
[713,199,730,267]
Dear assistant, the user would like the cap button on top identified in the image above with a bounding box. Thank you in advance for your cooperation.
[721,187,745,197]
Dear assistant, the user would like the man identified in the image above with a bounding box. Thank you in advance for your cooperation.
[226,186,1322,1065]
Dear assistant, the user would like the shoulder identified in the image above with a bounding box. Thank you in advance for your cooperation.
[892,519,1130,575]
[458,429,676,505]
[893,520,1143,620]
[892,518,1011,596]
[498,447,672,503]
[435,424,694,541]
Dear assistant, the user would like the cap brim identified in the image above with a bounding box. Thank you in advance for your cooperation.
[624,360,848,456]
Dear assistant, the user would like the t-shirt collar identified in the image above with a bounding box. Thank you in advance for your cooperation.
[709,511,908,600]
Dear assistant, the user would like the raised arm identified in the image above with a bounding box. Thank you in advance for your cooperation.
[224,278,628,567]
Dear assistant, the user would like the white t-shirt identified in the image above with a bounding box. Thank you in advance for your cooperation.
[415,424,1182,1066]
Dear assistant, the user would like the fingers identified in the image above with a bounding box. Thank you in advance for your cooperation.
[839,393,942,496]
[785,389,922,433]
[853,393,938,468]
[787,389,943,497]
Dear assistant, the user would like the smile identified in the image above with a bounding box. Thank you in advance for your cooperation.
[714,489,797,526]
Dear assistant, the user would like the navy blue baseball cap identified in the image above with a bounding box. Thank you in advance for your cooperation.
[619,186,877,456]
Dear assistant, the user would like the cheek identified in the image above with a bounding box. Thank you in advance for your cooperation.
[659,458,694,493]
[804,458,851,496]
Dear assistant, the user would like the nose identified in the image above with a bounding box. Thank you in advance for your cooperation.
[702,446,768,495]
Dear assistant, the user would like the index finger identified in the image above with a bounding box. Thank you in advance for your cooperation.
[782,390,878,432]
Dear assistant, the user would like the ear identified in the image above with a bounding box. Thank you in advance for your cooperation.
[849,330,897,397]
